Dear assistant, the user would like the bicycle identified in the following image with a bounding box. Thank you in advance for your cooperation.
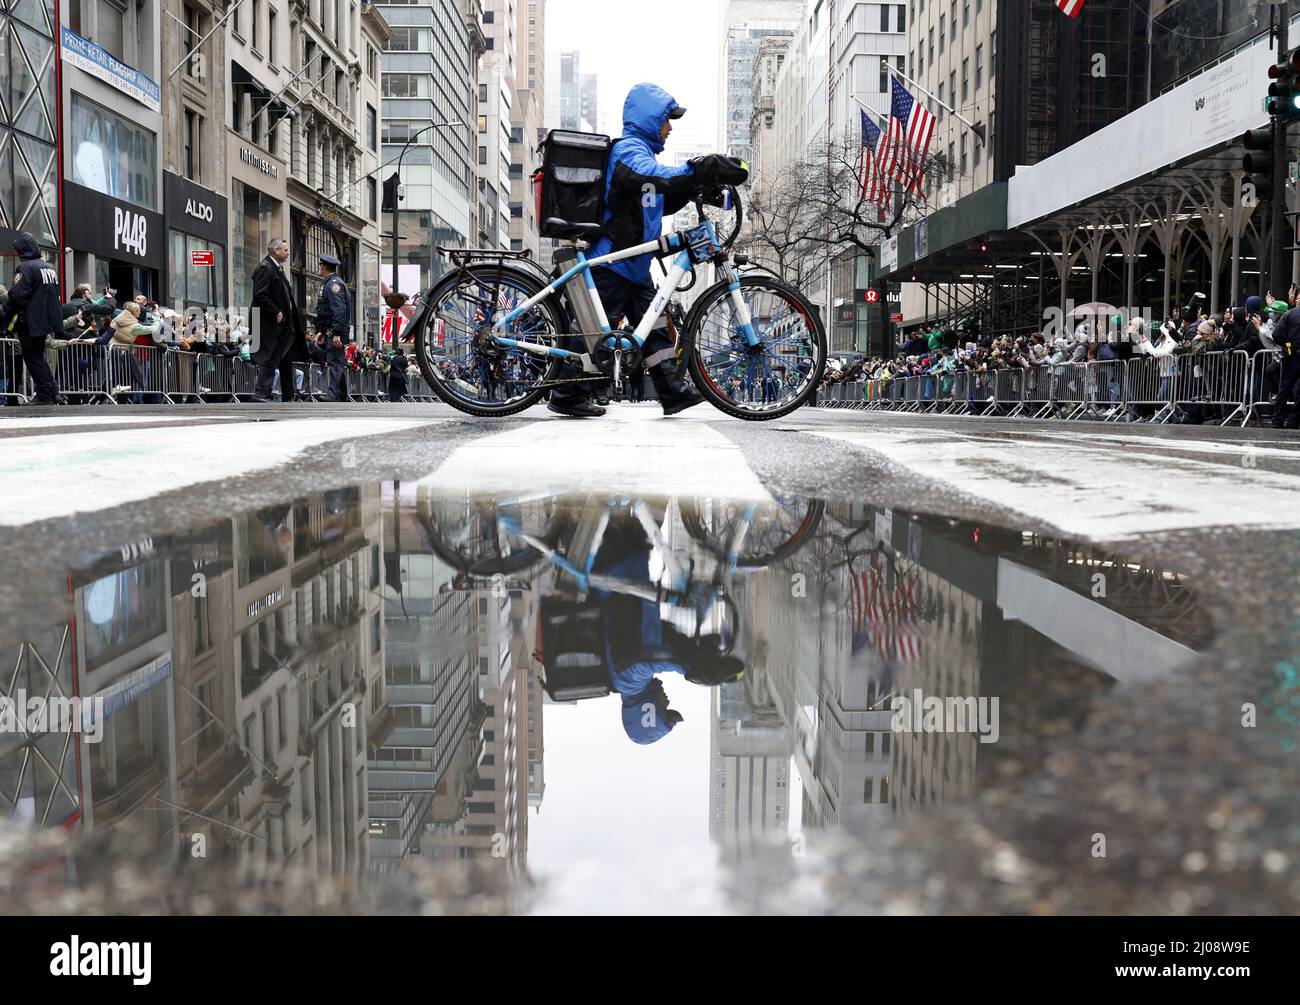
[407,184,828,421]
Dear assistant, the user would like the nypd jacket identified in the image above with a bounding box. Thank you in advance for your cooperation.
[315,273,352,339]
[588,84,699,286]
[3,233,63,340]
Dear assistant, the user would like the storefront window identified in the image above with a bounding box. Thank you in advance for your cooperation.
[169,229,226,308]
[71,93,157,210]
[231,179,280,316]
[82,562,167,671]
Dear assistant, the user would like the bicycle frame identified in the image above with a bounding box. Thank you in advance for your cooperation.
[490,221,761,369]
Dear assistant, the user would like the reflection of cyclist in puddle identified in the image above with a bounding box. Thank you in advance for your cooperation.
[591,515,743,744]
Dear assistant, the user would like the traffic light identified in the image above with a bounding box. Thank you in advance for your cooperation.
[1267,49,1300,118]
[1242,126,1274,204]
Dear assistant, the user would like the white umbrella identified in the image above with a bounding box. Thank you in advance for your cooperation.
[1068,302,1119,319]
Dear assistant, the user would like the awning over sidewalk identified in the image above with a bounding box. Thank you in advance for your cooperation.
[1007,33,1272,229]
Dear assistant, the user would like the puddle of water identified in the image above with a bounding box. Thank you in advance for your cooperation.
[0,486,1210,915]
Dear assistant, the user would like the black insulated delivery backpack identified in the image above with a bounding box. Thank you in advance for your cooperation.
[533,130,612,241]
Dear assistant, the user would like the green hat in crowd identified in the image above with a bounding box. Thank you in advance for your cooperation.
[1111,314,1124,327]
[1267,300,1290,314]
[1148,320,1164,337]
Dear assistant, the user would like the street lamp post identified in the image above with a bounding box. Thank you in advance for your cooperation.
[386,120,465,311]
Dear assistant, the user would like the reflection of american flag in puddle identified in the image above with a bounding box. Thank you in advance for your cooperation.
[849,565,922,665]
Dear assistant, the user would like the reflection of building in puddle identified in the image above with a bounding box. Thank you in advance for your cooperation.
[729,502,1210,842]
[2,490,387,882]
[369,483,537,877]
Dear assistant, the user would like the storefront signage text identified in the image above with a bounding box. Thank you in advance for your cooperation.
[114,206,149,257]
[60,28,161,113]
[241,148,280,179]
[247,589,284,619]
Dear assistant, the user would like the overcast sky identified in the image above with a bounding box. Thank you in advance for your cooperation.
[545,0,723,154]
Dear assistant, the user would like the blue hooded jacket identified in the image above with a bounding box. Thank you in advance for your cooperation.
[589,83,697,286]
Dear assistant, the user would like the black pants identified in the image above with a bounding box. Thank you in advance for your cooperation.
[1275,350,1300,425]
[552,271,670,406]
[255,357,298,400]
[20,334,59,401]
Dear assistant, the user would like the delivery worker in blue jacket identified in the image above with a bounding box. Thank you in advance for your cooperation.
[548,83,748,419]
[589,515,745,745]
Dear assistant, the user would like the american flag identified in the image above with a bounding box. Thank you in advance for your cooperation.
[859,111,885,204]
[1056,0,1085,17]
[882,77,936,195]
[848,564,922,667]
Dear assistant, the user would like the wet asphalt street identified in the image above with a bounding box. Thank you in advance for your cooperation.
[0,401,1297,915]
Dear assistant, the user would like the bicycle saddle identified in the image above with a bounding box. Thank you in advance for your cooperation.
[544,218,605,241]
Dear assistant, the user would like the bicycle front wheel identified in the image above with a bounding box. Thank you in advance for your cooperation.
[683,275,827,420]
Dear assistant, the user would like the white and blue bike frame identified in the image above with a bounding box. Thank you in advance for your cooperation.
[490,221,762,381]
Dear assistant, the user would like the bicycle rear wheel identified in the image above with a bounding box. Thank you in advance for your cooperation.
[413,264,567,418]
[684,275,827,421]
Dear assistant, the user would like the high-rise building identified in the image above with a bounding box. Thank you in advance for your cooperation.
[479,58,515,249]
[718,0,802,162]
[377,0,486,297]
[483,0,546,258]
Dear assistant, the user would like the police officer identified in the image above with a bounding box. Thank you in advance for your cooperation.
[1271,298,1300,430]
[314,253,352,402]
[0,233,65,405]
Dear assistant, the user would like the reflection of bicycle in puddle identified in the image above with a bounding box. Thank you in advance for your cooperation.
[418,491,824,724]
[421,491,823,618]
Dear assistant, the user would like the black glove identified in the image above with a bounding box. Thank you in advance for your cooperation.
[688,154,749,188]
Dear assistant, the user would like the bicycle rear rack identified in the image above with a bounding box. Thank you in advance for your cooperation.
[438,246,536,268]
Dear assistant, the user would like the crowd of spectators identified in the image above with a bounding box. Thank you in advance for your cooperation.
[823,290,1297,426]
[1,281,418,404]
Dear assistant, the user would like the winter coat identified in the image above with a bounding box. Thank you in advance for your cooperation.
[588,83,698,285]
[2,233,62,340]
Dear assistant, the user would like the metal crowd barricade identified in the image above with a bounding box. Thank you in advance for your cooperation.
[1124,355,1177,423]
[1168,349,1251,426]
[969,370,997,414]
[1045,362,1087,420]
[902,375,922,411]
[943,371,968,415]
[1,337,29,403]
[1246,348,1284,426]
[164,349,198,401]
[196,352,235,401]
[993,367,1025,415]
[1091,360,1128,421]
[49,342,112,403]
[308,364,329,400]
[230,358,259,400]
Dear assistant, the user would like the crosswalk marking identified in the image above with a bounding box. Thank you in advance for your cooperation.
[422,409,771,500]
[0,418,437,527]
[809,426,1300,540]
[0,414,252,432]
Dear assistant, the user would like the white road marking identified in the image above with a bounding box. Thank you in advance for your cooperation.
[422,411,771,499]
[810,426,1300,540]
[0,414,252,431]
[0,418,437,526]
[1026,429,1300,461]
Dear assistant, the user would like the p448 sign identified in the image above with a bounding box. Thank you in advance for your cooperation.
[113,206,149,257]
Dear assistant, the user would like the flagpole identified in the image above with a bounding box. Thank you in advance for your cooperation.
[850,93,889,127]
[882,62,987,144]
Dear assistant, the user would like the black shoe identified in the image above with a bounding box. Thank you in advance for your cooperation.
[648,363,705,416]
[547,398,606,418]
